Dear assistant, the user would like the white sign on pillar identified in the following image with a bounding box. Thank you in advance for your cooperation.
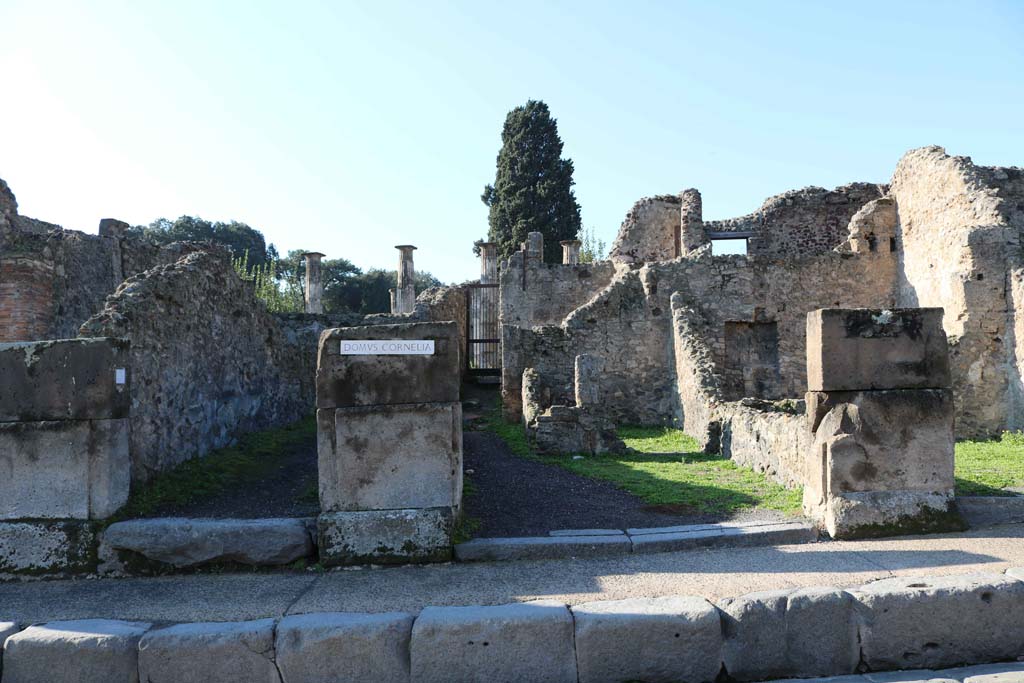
[340,340,435,355]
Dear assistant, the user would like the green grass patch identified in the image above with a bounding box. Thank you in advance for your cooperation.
[484,402,802,516]
[955,431,1024,496]
[110,414,317,521]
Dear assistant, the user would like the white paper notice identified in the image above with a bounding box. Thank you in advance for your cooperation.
[340,340,435,355]
[115,368,127,384]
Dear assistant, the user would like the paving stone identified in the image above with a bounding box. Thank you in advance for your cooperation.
[276,611,413,683]
[958,497,1024,528]
[855,573,1024,670]
[629,521,816,554]
[410,600,576,683]
[964,675,1024,683]
[864,670,959,683]
[572,595,721,683]
[934,663,1024,681]
[2,618,150,683]
[137,618,280,683]
[454,534,632,561]
[102,517,314,568]
[547,528,624,536]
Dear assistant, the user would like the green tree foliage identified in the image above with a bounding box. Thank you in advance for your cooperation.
[482,100,582,263]
[134,216,272,266]
[232,252,303,313]
[579,226,607,263]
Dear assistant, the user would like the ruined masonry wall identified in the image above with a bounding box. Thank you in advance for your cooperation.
[503,250,896,427]
[891,146,1021,437]
[704,183,886,258]
[80,250,311,483]
[609,195,682,264]
[499,252,616,329]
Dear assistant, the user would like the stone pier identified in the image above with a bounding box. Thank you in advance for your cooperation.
[803,308,961,538]
[560,239,581,265]
[302,252,325,315]
[392,245,417,314]
[315,321,462,565]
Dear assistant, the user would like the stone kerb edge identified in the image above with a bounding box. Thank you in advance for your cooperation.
[4,569,1024,681]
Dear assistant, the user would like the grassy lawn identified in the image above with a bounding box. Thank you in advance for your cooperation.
[481,407,802,515]
[955,432,1024,496]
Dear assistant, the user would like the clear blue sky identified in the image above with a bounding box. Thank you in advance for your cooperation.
[2,1,1021,283]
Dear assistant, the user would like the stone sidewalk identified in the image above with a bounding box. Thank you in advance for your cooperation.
[5,523,1024,624]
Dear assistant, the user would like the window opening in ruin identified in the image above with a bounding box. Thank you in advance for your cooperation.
[867,232,878,252]
[889,236,897,252]
[710,237,748,256]
[723,320,782,401]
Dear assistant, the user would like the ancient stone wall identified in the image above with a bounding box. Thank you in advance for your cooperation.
[504,249,897,426]
[499,251,616,329]
[703,183,886,259]
[890,146,1021,437]
[609,195,682,264]
[79,249,311,482]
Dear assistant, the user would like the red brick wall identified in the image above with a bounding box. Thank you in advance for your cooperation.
[0,257,55,342]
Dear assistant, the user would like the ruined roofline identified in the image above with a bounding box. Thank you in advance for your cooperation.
[702,181,889,230]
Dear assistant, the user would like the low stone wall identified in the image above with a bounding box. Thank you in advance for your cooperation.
[3,570,1024,682]
[499,250,615,329]
[0,338,131,575]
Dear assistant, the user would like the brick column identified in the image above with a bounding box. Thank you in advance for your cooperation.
[302,252,326,315]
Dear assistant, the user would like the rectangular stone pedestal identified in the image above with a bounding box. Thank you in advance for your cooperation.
[318,508,453,565]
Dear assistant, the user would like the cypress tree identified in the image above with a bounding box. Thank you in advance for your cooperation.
[481,100,582,262]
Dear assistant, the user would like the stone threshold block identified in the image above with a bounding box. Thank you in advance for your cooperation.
[806,308,949,392]
[137,619,279,683]
[572,596,721,683]
[100,517,315,571]
[0,520,100,576]
[411,600,577,683]
[318,402,462,513]
[0,337,130,422]
[855,573,1024,671]
[276,612,414,682]
[0,419,130,520]
[318,508,453,566]
[3,619,151,683]
[316,321,460,409]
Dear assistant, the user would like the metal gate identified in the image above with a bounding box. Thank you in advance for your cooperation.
[466,283,500,376]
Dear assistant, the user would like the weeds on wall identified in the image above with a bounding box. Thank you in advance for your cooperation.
[233,251,304,313]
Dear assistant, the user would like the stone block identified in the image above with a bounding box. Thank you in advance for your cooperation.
[806,308,949,391]
[804,388,958,538]
[0,337,130,422]
[573,596,721,683]
[276,611,414,682]
[318,508,452,566]
[454,534,632,561]
[410,600,576,683]
[855,573,1024,670]
[0,520,99,575]
[0,621,21,677]
[965,675,1024,683]
[719,587,858,681]
[3,619,150,683]
[137,619,279,683]
[318,403,462,512]
[101,517,314,569]
[316,322,459,409]
[0,418,130,520]
[807,389,954,493]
